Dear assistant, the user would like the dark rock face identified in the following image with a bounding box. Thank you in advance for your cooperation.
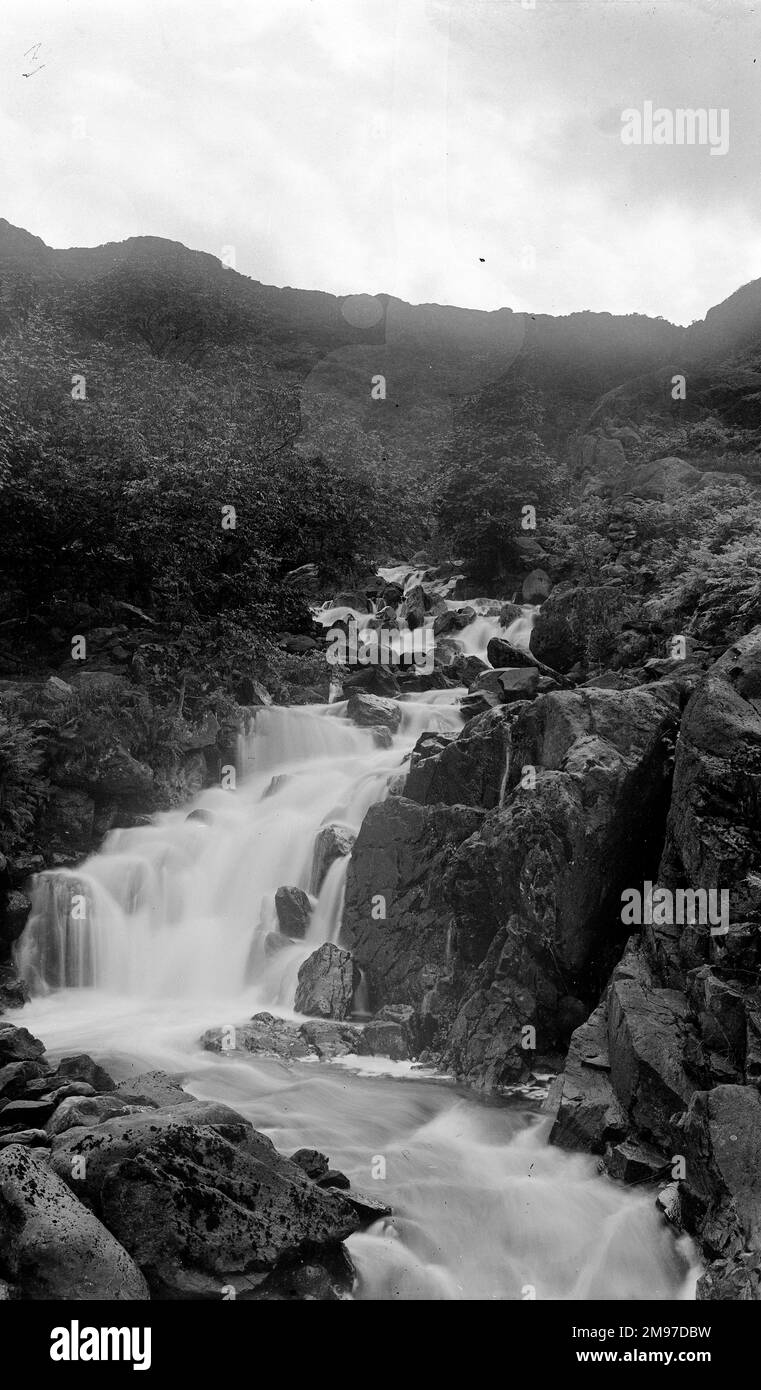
[274,886,313,938]
[547,1002,628,1153]
[294,943,359,1020]
[546,630,761,1298]
[342,681,679,1088]
[606,949,696,1139]
[404,709,512,810]
[675,1086,761,1265]
[341,798,484,1017]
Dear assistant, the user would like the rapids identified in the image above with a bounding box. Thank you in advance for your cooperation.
[13,574,700,1301]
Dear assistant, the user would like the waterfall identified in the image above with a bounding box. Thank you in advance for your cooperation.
[13,580,700,1303]
[17,700,464,1003]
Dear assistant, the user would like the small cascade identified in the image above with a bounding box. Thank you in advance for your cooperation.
[17,698,464,1004]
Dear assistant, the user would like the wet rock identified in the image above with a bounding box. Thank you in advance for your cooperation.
[201,1016,312,1061]
[310,822,356,900]
[547,1003,628,1153]
[401,584,427,629]
[604,1138,668,1184]
[342,798,484,1014]
[0,1026,45,1064]
[0,1060,48,1100]
[0,1143,148,1299]
[363,1019,410,1061]
[51,1104,359,1294]
[341,666,400,699]
[440,685,681,1086]
[298,1019,368,1059]
[46,1094,142,1138]
[54,1053,116,1093]
[674,1084,761,1260]
[404,709,511,811]
[295,943,359,1020]
[290,1148,329,1180]
[274,886,313,938]
[607,949,696,1138]
[114,1071,190,1108]
[466,667,539,707]
[346,691,401,733]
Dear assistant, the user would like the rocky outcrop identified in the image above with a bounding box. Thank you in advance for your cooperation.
[546,629,761,1298]
[404,709,512,810]
[341,681,680,1088]
[341,798,484,1019]
[294,943,359,1020]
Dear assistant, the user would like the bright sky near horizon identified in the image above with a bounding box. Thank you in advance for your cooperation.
[0,0,758,324]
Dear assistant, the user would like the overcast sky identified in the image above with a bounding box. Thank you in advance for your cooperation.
[0,0,758,324]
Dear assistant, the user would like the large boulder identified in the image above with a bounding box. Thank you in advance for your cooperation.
[49,1101,359,1296]
[201,1014,313,1062]
[530,586,624,673]
[341,799,484,1017]
[441,683,681,1085]
[294,943,359,1020]
[346,691,401,733]
[404,709,512,810]
[0,1026,45,1064]
[0,1144,148,1299]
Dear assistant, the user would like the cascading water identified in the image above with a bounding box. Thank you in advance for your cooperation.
[14,575,699,1301]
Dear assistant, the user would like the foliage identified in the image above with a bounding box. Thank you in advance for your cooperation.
[0,711,47,854]
[434,380,564,581]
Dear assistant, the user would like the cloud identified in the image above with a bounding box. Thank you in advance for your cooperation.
[0,0,758,322]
